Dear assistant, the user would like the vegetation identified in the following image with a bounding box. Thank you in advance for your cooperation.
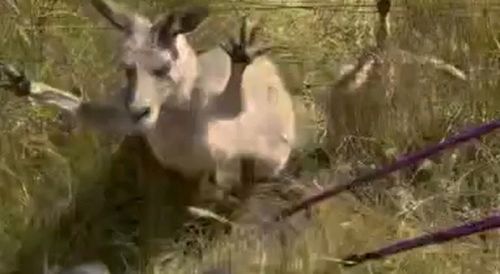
[0,0,500,273]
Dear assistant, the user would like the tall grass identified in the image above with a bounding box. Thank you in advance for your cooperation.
[0,0,500,273]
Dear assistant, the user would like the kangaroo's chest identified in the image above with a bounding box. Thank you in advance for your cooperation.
[143,106,214,177]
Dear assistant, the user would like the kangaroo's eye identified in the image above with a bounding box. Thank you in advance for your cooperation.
[152,65,169,77]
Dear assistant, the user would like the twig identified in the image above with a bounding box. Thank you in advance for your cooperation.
[341,213,500,266]
[276,120,500,221]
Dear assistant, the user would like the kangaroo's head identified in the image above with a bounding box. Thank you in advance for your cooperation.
[91,0,208,130]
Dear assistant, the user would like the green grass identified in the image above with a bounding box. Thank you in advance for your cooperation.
[1,0,500,273]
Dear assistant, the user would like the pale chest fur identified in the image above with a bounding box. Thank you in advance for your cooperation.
[144,105,215,178]
[144,105,292,180]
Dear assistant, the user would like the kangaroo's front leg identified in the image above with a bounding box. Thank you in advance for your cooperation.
[214,17,272,200]
[212,16,271,119]
[0,63,81,111]
[0,63,136,135]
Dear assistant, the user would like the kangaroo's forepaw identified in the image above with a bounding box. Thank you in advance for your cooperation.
[0,62,31,96]
[220,16,272,64]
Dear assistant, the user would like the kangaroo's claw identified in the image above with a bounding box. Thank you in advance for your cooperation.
[221,16,271,64]
[0,62,31,96]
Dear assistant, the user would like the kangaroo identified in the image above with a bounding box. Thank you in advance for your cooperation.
[1,0,296,190]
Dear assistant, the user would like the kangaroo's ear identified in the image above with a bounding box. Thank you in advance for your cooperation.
[151,6,209,48]
[91,0,134,32]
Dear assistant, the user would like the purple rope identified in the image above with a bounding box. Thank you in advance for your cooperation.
[342,214,500,266]
[276,120,500,221]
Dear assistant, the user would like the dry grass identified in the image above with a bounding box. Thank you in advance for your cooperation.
[1,0,500,273]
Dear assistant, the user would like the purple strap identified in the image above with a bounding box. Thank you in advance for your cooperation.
[277,120,500,221]
[342,214,500,266]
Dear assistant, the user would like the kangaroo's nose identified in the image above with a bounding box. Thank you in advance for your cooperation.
[130,106,151,122]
